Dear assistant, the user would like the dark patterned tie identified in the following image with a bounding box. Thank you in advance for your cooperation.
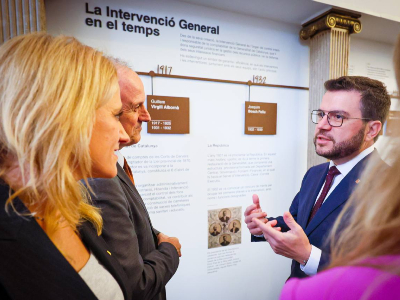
[123,157,135,186]
[307,166,341,224]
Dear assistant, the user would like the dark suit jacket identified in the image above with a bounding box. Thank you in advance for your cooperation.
[252,151,384,279]
[219,216,230,223]
[0,183,130,300]
[88,164,179,300]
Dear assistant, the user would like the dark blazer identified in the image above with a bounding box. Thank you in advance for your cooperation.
[252,151,384,279]
[219,216,230,223]
[221,241,230,246]
[88,164,179,300]
[0,184,130,300]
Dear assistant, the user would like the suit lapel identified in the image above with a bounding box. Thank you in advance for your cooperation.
[117,164,150,218]
[298,164,329,229]
[117,163,136,192]
[305,151,376,236]
[116,164,159,239]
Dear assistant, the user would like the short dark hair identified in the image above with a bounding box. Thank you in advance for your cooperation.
[324,76,391,133]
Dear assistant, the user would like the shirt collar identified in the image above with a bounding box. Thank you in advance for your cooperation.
[329,145,375,177]
[115,150,125,168]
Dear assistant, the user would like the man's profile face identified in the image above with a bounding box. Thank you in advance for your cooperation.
[118,67,151,148]
[223,236,227,242]
[222,211,226,217]
[233,222,236,228]
[314,90,367,163]
[213,226,217,231]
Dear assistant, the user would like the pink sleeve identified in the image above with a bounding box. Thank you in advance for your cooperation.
[279,278,300,300]
[279,264,400,300]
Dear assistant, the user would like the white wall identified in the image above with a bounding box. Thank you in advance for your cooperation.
[349,37,397,93]
[349,37,400,153]
[314,0,400,22]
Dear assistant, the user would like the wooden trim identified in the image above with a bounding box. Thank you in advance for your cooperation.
[136,72,309,91]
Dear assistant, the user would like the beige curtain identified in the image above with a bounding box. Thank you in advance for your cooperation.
[1,0,46,44]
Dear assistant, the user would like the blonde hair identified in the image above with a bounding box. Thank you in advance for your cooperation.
[0,33,119,235]
[328,34,400,274]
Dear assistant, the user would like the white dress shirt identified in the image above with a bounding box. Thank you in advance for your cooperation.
[116,150,125,168]
[301,145,375,275]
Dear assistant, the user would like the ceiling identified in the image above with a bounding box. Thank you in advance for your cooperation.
[178,0,400,44]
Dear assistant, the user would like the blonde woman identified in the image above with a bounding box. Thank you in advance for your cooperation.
[0,33,130,299]
[279,35,400,299]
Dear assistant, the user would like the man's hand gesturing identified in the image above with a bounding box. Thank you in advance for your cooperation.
[252,212,311,264]
[244,194,268,235]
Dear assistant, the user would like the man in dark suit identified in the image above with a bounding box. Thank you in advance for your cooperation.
[230,222,239,233]
[220,235,230,246]
[245,76,391,279]
[211,226,220,236]
[219,210,230,223]
[88,62,181,300]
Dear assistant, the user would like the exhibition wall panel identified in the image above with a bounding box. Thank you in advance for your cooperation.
[46,0,309,299]
[131,77,308,299]
[45,0,309,86]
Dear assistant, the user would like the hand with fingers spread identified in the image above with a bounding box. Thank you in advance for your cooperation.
[253,211,312,264]
[244,194,269,235]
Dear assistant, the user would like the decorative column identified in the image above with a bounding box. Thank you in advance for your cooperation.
[300,8,362,169]
[1,0,46,45]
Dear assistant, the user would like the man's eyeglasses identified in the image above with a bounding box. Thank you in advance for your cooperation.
[311,110,370,127]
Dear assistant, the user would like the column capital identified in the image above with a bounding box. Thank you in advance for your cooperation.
[300,8,362,40]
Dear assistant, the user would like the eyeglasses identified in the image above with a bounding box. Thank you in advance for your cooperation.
[311,110,370,127]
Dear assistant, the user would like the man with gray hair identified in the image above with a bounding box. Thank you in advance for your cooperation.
[89,60,181,300]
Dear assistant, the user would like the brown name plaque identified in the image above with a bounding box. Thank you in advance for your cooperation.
[386,110,400,136]
[245,102,277,135]
[147,95,190,134]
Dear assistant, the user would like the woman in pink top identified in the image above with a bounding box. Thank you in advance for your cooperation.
[280,34,400,300]
[281,256,400,299]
